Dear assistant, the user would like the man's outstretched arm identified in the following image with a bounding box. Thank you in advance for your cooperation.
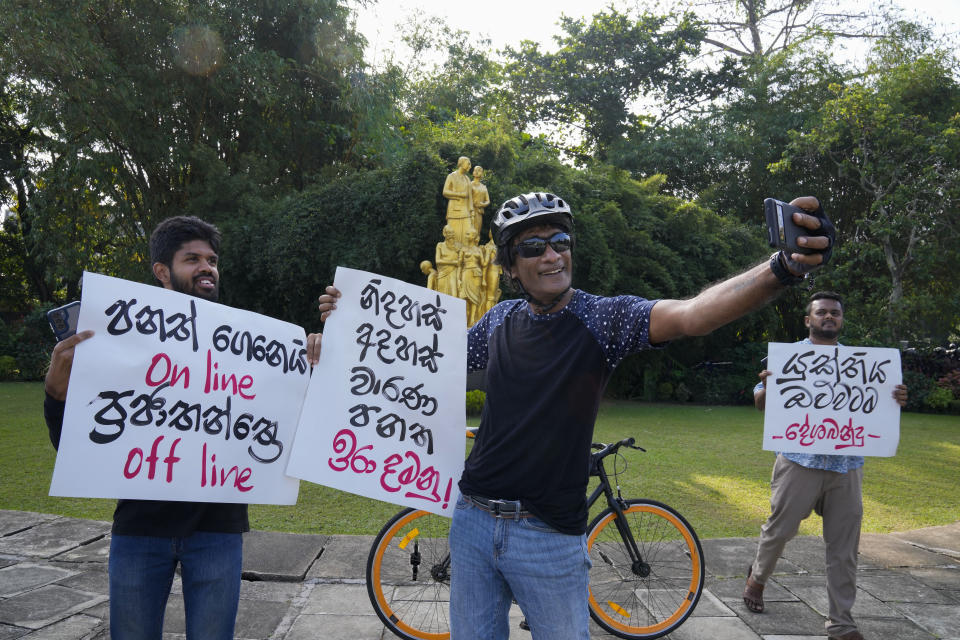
[649,197,830,344]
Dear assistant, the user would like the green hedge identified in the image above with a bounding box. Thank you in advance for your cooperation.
[0,308,56,381]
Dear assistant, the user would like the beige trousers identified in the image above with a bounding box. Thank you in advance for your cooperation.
[751,454,863,636]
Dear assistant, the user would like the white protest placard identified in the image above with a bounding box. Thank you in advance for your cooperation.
[49,272,307,504]
[762,342,902,457]
[286,267,467,517]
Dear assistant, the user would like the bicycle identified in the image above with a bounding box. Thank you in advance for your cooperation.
[366,436,705,640]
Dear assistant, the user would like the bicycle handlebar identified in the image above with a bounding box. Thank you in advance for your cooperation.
[591,437,645,459]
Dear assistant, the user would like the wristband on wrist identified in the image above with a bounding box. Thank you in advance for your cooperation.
[769,251,806,286]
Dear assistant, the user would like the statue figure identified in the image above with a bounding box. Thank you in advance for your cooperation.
[481,230,501,315]
[442,156,474,245]
[420,260,438,292]
[434,225,461,298]
[458,228,485,326]
[470,165,490,239]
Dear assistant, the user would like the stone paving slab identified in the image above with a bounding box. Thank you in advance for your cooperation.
[702,538,768,578]
[0,519,110,559]
[778,535,827,575]
[307,534,374,581]
[859,533,953,568]
[0,510,57,537]
[238,578,301,603]
[857,616,938,640]
[284,612,387,640]
[776,574,895,618]
[242,529,327,581]
[671,616,762,640]
[302,583,371,615]
[0,584,107,630]
[0,562,77,598]
[907,566,960,590]
[893,523,960,560]
[16,614,102,640]
[689,588,738,617]
[55,536,111,564]
[160,593,290,638]
[736,601,831,637]
[0,624,26,640]
[0,511,955,640]
[709,575,799,604]
[856,571,954,604]
[893,602,960,639]
[55,568,109,595]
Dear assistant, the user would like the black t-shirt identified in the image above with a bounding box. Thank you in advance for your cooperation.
[460,290,658,534]
[44,393,249,536]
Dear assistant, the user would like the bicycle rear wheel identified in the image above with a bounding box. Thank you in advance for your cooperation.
[366,508,452,640]
[586,499,704,639]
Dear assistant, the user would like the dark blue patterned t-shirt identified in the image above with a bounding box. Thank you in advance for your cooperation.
[460,289,659,534]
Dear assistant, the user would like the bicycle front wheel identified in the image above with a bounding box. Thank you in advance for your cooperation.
[366,508,452,640]
[586,499,704,639]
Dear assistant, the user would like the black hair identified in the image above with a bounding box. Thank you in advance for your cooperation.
[806,290,844,315]
[149,216,221,283]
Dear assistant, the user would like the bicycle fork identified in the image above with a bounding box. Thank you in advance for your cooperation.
[591,461,649,578]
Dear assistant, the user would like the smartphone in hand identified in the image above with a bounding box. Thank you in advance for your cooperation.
[764,198,814,255]
[46,301,81,342]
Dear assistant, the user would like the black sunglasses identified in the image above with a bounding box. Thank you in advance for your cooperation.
[513,232,573,259]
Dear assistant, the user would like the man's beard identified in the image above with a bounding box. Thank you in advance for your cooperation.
[810,325,839,341]
[169,271,219,302]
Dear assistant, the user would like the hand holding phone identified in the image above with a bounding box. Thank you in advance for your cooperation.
[46,301,81,342]
[764,198,815,255]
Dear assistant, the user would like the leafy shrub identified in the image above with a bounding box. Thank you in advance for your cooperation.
[902,370,935,412]
[13,306,56,380]
[687,363,756,405]
[0,306,57,381]
[0,317,13,355]
[924,386,955,412]
[0,355,18,381]
[936,369,960,398]
[656,382,674,401]
[466,390,486,416]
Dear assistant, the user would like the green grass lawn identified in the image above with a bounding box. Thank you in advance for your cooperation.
[3,382,957,538]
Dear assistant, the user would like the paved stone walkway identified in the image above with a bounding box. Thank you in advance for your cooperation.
[0,510,957,639]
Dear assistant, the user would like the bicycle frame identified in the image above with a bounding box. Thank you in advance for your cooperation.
[587,446,648,577]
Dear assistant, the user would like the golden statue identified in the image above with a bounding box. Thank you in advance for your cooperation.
[458,228,485,326]
[420,160,501,327]
[470,166,490,239]
[420,260,437,291]
[442,156,474,245]
[434,225,461,298]
[481,231,501,313]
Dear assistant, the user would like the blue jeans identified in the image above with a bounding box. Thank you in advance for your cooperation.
[109,532,242,640]
[449,494,591,640]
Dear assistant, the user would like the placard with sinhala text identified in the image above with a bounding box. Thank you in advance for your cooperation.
[762,342,902,457]
[49,272,307,504]
[286,267,467,517]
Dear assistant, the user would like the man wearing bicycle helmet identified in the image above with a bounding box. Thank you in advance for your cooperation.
[312,191,835,640]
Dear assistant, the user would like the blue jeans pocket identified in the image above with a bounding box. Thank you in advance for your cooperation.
[519,515,558,534]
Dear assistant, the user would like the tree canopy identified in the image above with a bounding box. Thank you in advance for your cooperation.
[1,0,957,404]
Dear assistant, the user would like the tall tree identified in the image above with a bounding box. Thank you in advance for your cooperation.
[0,0,366,306]
[775,22,960,343]
[501,8,738,160]
[685,0,882,61]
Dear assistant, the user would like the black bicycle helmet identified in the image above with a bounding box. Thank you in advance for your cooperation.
[492,192,573,250]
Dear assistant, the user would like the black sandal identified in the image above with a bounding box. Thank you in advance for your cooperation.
[743,565,765,613]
